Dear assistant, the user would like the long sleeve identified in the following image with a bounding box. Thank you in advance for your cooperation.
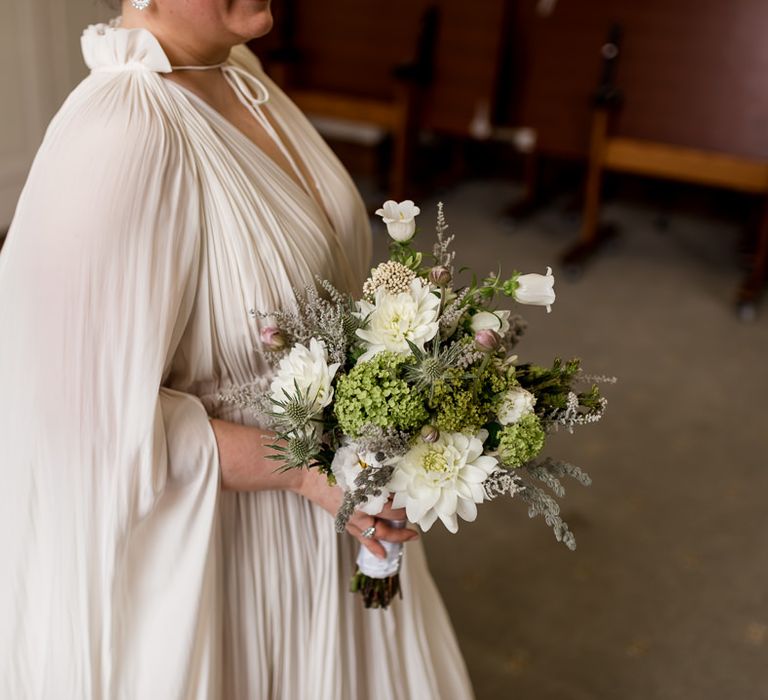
[0,66,221,700]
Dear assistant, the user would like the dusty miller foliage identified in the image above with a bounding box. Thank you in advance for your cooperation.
[254,278,360,367]
[484,457,592,551]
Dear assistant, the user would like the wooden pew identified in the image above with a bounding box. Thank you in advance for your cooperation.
[568,108,768,317]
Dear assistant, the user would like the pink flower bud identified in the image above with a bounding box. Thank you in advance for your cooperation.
[428,265,452,287]
[260,326,286,351]
[474,329,501,352]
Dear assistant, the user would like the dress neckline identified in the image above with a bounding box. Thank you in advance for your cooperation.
[82,19,349,270]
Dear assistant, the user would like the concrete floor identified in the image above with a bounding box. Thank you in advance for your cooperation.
[370,180,768,700]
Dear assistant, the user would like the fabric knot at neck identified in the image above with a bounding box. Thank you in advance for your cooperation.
[82,21,172,73]
[171,62,270,106]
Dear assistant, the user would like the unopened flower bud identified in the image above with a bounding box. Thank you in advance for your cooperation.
[260,326,286,350]
[474,329,501,352]
[429,265,452,287]
[420,425,440,443]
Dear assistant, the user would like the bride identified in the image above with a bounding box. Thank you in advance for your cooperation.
[0,1,475,698]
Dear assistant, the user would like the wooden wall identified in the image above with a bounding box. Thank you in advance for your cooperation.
[252,0,509,136]
[254,1,768,161]
[507,0,768,159]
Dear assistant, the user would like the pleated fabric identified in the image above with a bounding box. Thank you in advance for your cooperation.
[0,21,475,700]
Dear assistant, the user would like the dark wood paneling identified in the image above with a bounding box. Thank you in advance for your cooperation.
[508,0,768,159]
[251,0,508,136]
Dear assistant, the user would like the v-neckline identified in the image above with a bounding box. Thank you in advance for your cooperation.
[165,77,340,242]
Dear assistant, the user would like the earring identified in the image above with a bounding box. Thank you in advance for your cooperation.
[131,0,151,9]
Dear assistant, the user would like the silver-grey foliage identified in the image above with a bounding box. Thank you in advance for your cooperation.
[255,279,359,366]
[484,457,592,551]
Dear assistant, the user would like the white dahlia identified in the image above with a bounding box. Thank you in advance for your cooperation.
[355,278,440,363]
[389,429,498,533]
[269,337,340,417]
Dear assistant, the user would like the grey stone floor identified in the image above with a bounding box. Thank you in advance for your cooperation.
[370,180,768,700]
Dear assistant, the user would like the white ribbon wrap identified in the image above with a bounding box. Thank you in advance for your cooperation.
[356,520,406,579]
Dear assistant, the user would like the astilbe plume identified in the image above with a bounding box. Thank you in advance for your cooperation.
[432,202,456,274]
[439,288,470,338]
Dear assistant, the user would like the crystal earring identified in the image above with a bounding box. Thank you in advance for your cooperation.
[131,0,152,9]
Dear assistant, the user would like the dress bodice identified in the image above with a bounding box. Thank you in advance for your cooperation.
[82,22,372,414]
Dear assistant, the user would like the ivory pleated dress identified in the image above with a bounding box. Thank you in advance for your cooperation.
[0,22,475,700]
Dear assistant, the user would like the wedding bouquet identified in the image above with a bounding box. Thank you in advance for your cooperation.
[224,201,611,608]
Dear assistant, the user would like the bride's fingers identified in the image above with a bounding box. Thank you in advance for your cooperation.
[347,523,387,559]
[377,501,407,521]
[374,520,419,544]
[349,512,418,545]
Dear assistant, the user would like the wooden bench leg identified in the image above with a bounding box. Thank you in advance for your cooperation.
[736,198,768,318]
[561,109,615,270]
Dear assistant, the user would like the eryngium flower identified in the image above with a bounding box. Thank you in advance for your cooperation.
[497,414,545,468]
[355,278,440,363]
[390,429,498,533]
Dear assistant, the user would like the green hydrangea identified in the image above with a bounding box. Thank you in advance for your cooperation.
[428,379,486,432]
[334,352,428,436]
[497,414,545,468]
[477,361,511,406]
[427,363,510,433]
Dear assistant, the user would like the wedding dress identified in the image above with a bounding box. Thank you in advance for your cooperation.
[0,22,474,700]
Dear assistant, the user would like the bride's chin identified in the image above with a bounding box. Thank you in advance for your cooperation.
[230,4,273,40]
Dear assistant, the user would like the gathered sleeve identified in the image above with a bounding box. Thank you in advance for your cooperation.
[0,71,222,698]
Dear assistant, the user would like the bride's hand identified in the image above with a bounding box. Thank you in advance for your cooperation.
[296,468,418,559]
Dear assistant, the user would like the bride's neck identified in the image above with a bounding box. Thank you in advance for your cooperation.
[120,10,233,67]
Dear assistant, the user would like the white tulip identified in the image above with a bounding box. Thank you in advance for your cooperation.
[375,200,421,242]
[470,309,511,336]
[514,266,556,312]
